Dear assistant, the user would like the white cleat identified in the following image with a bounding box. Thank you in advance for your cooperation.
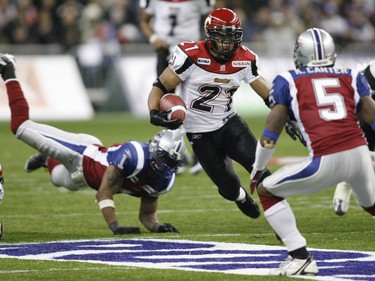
[333,182,352,216]
[270,255,318,276]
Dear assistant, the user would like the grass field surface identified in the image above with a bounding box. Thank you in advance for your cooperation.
[0,113,373,280]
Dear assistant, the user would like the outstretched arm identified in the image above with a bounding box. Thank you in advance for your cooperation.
[139,196,179,233]
[250,76,271,101]
[250,104,288,193]
[96,165,141,234]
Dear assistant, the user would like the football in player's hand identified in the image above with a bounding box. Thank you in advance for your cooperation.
[159,94,187,122]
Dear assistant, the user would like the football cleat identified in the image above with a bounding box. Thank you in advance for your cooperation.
[270,255,318,276]
[25,153,48,173]
[0,221,3,240]
[333,182,352,216]
[235,192,260,218]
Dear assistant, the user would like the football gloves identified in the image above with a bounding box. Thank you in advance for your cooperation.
[250,169,271,194]
[285,117,307,147]
[0,53,16,82]
[250,169,263,194]
[150,109,182,130]
[153,223,179,233]
[112,226,141,235]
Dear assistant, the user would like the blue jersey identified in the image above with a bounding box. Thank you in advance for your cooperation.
[82,141,176,197]
[270,67,370,156]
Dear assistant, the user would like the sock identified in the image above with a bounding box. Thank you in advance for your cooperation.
[236,187,246,201]
[6,81,29,134]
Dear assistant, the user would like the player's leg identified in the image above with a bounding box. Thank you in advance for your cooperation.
[222,115,269,218]
[347,146,375,217]
[47,158,86,191]
[177,138,203,175]
[16,120,101,173]
[332,119,375,215]
[187,129,260,218]
[332,182,352,216]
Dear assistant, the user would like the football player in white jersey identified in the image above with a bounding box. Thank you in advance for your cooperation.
[140,0,215,175]
[148,8,275,220]
[0,53,183,235]
[333,60,375,216]
[250,28,375,276]
[140,0,215,75]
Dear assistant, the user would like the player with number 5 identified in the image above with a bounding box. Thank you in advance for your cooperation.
[250,28,375,276]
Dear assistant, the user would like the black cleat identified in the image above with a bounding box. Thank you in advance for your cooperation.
[25,153,47,173]
[236,192,261,218]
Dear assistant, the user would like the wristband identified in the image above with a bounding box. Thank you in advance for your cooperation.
[98,199,115,209]
[263,129,279,141]
[149,34,159,44]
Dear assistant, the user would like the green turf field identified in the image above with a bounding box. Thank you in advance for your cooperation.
[0,113,373,280]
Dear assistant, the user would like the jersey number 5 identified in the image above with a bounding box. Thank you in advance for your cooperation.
[312,78,347,121]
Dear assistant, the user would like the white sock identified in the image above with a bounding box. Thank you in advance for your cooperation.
[264,200,307,252]
[236,187,246,201]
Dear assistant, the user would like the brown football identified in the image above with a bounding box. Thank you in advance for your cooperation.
[159,94,187,122]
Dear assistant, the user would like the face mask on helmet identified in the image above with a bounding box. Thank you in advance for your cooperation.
[204,8,243,59]
[149,129,183,177]
[293,28,337,69]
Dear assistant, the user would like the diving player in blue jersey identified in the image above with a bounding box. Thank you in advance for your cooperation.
[0,53,184,235]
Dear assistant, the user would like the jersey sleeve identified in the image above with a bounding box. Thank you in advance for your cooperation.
[109,141,147,178]
[355,70,371,97]
[169,44,193,81]
[242,50,261,84]
[269,72,292,107]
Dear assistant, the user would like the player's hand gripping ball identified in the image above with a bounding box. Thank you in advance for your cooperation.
[159,94,187,122]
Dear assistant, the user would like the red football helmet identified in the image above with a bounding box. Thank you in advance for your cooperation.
[204,8,243,59]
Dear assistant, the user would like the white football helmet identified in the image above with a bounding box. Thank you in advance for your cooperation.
[293,28,336,69]
[149,129,184,176]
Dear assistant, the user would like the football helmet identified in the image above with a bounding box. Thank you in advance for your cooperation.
[149,129,183,176]
[293,28,336,69]
[204,8,243,59]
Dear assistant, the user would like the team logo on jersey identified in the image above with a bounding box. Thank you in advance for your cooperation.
[232,61,251,67]
[197,58,211,65]
[0,239,373,280]
[191,134,202,140]
[214,78,230,83]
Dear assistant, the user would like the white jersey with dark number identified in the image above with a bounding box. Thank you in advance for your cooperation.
[169,40,261,133]
[140,0,215,47]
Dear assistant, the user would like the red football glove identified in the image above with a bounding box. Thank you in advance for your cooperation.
[250,169,263,194]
